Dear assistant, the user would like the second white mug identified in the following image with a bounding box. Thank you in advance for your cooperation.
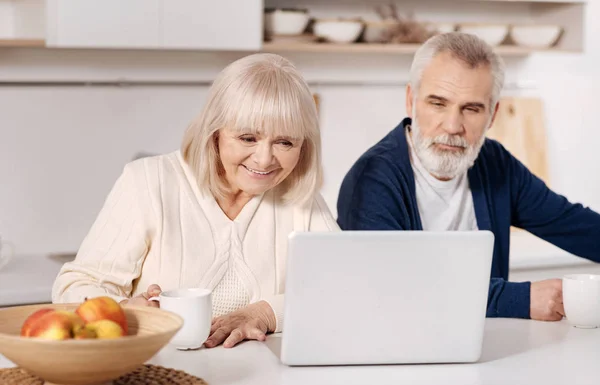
[149,288,212,350]
[563,274,600,329]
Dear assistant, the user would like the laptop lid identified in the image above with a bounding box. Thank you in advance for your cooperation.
[280,230,494,366]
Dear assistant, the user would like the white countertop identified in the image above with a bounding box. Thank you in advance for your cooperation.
[1,318,598,385]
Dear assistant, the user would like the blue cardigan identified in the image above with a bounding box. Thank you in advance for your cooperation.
[337,117,600,319]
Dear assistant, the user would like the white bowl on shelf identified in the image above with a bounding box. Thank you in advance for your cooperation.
[313,19,364,44]
[510,25,562,48]
[457,23,509,46]
[264,8,310,36]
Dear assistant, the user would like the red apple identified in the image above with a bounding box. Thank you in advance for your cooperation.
[27,311,84,340]
[21,308,54,337]
[75,296,128,334]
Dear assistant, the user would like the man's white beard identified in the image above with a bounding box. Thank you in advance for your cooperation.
[411,115,488,180]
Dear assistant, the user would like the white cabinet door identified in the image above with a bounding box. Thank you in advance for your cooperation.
[47,0,160,48]
[161,0,262,50]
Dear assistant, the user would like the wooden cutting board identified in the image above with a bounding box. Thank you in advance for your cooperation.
[487,96,550,185]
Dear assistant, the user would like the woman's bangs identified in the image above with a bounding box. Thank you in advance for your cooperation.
[227,75,313,141]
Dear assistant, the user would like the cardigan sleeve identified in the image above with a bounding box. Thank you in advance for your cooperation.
[51,162,153,304]
[263,193,339,333]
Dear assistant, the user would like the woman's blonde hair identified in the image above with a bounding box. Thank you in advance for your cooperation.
[181,53,322,205]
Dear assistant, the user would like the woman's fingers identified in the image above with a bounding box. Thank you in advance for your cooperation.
[147,284,162,297]
[223,328,245,348]
[245,327,267,342]
[210,317,224,334]
[147,299,160,308]
[222,327,266,348]
[205,327,231,348]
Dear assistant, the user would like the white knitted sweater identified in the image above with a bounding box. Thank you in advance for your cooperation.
[51,151,339,332]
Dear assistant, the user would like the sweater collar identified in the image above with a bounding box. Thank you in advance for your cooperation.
[176,150,265,239]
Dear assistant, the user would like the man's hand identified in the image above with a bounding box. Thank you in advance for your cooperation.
[530,279,564,321]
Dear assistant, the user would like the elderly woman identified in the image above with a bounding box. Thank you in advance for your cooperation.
[52,53,339,348]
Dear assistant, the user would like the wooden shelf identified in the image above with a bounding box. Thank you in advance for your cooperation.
[0,39,45,48]
[474,0,586,3]
[261,41,576,56]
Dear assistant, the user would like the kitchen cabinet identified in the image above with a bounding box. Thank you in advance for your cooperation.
[162,0,262,50]
[46,0,161,48]
[46,0,262,50]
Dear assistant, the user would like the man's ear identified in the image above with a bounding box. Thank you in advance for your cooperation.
[406,84,414,118]
[488,101,500,130]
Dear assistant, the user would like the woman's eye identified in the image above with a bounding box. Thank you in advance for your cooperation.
[278,141,293,147]
[239,136,256,143]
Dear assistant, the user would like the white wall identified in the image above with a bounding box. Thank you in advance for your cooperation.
[2,1,600,257]
[0,80,408,255]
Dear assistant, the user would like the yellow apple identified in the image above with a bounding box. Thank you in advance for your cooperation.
[85,319,125,339]
[75,296,128,335]
[73,326,97,340]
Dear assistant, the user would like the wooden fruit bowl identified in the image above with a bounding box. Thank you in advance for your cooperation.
[0,303,183,385]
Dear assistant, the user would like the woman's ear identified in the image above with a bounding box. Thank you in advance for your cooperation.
[213,131,220,152]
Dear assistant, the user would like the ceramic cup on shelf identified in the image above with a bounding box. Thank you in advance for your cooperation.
[563,274,600,329]
[0,236,14,271]
[149,288,212,350]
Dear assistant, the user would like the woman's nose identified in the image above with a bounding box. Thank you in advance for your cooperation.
[252,143,273,169]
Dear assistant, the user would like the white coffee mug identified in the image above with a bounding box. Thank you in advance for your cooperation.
[0,236,14,271]
[563,274,600,329]
[149,288,212,350]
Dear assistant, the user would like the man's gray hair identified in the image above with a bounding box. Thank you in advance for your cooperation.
[409,32,506,109]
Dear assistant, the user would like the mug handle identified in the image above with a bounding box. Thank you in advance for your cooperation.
[148,296,160,302]
[0,241,14,270]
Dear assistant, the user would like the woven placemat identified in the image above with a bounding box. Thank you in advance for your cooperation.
[0,364,208,385]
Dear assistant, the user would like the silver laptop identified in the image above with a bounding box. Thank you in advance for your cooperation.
[280,230,494,366]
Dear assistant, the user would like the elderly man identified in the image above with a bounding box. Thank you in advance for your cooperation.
[337,32,600,321]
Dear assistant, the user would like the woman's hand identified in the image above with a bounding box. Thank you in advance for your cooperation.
[204,301,276,348]
[120,284,162,308]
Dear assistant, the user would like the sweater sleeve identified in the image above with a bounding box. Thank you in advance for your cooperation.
[263,194,340,333]
[487,279,531,319]
[510,153,600,261]
[486,149,600,320]
[51,162,152,304]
